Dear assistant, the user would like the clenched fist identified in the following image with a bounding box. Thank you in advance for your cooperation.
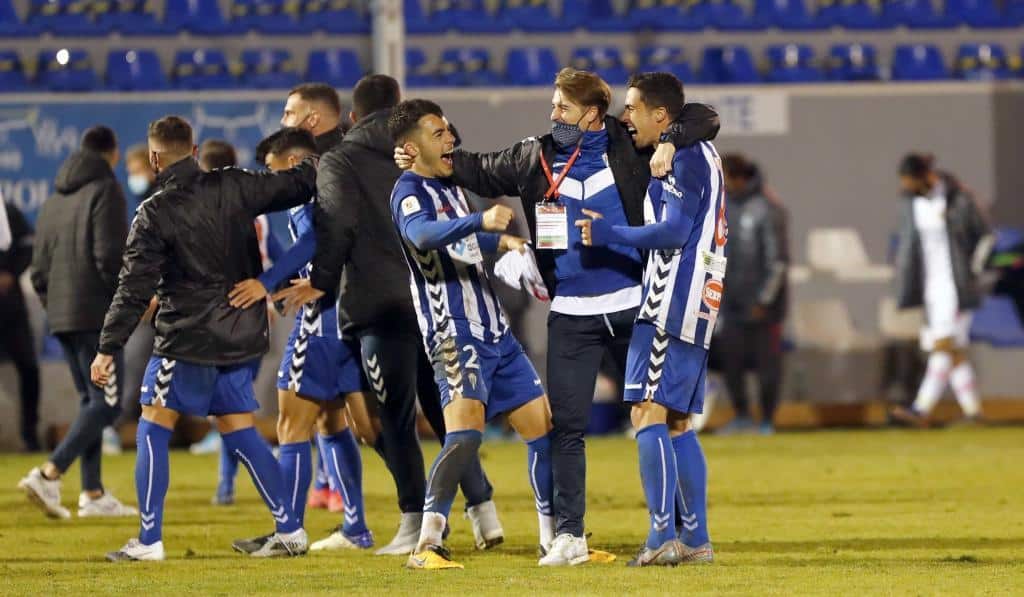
[482,205,514,232]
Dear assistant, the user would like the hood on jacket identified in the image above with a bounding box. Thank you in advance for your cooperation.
[55,150,115,195]
[342,109,394,158]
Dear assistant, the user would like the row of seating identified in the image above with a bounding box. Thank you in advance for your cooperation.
[4,42,1022,91]
[3,0,1024,36]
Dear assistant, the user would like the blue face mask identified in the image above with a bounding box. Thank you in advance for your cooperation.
[127,174,150,196]
[551,112,590,148]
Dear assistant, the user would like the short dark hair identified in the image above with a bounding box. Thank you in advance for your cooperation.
[81,125,117,154]
[388,99,444,145]
[627,72,685,120]
[256,127,318,165]
[353,74,401,119]
[147,115,193,154]
[899,152,933,179]
[288,82,342,117]
[721,153,757,180]
[199,139,237,171]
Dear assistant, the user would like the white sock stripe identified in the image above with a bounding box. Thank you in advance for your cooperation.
[425,443,459,496]
[657,436,668,514]
[330,447,351,505]
[291,451,301,513]
[233,448,277,510]
[677,479,689,514]
[529,452,541,504]
[145,432,153,513]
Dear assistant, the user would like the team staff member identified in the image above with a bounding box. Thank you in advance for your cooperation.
[282,83,346,154]
[2,198,39,452]
[395,68,720,566]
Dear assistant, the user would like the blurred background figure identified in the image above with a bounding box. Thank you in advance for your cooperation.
[890,153,993,428]
[199,139,239,172]
[715,153,789,435]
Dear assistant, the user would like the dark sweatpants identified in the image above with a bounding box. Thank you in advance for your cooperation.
[716,320,784,422]
[0,312,40,450]
[50,331,123,492]
[546,306,636,537]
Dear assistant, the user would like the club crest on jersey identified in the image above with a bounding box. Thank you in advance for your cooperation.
[702,279,723,311]
[401,195,421,216]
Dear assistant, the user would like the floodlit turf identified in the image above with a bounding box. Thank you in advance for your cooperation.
[2,428,1023,595]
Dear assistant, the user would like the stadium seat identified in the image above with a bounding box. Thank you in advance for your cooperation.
[637,46,694,82]
[792,299,879,350]
[878,297,923,341]
[571,46,631,84]
[765,44,823,83]
[970,295,1024,347]
[306,48,363,88]
[438,47,502,86]
[172,49,236,89]
[0,50,31,91]
[500,0,571,32]
[430,0,510,32]
[891,44,948,81]
[0,0,38,35]
[699,45,760,84]
[1008,0,1024,24]
[880,0,958,28]
[948,0,1010,27]
[629,0,705,31]
[106,48,167,90]
[406,47,438,87]
[165,0,241,34]
[827,43,880,81]
[956,43,1012,80]
[241,49,301,89]
[37,48,98,91]
[404,0,445,33]
[305,0,371,33]
[28,0,109,35]
[505,46,560,86]
[95,0,170,34]
[581,0,632,31]
[692,0,762,30]
[230,0,306,34]
[805,227,892,280]
[817,0,887,29]
[754,0,825,29]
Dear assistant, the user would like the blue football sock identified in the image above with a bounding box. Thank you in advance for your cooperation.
[637,424,677,549]
[222,427,301,534]
[313,436,330,491]
[424,429,482,519]
[278,441,312,527]
[321,429,368,535]
[673,430,710,547]
[135,419,172,546]
[526,433,553,517]
[217,441,238,498]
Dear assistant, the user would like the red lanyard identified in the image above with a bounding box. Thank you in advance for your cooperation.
[539,144,582,201]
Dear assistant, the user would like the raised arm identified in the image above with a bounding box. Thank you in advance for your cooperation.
[236,156,319,216]
[450,137,537,200]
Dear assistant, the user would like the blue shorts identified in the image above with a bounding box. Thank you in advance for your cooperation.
[140,356,261,417]
[431,332,544,421]
[624,321,708,414]
[277,314,367,401]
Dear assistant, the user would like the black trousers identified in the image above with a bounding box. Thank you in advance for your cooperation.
[50,331,123,492]
[357,324,492,514]
[547,306,636,537]
[717,319,784,422]
[0,310,40,450]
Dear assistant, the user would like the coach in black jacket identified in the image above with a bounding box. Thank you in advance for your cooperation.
[1,199,38,452]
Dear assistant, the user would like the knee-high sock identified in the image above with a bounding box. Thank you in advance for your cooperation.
[673,430,710,547]
[313,436,330,491]
[136,419,172,546]
[526,433,554,551]
[913,351,953,415]
[637,424,677,549]
[217,439,239,498]
[278,442,312,527]
[222,427,301,534]
[950,362,981,417]
[418,429,482,550]
[321,429,368,535]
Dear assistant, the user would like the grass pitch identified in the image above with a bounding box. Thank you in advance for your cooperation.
[1,427,1022,595]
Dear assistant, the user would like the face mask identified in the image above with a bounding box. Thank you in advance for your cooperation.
[551,112,590,148]
[127,174,150,196]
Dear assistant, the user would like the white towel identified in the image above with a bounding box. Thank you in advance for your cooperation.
[0,192,11,251]
[494,244,549,302]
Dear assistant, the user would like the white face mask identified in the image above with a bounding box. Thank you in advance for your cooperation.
[127,174,150,196]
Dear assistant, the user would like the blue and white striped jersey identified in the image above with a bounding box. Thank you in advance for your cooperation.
[391,172,509,353]
[638,141,728,350]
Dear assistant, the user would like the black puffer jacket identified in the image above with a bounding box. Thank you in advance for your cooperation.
[98,157,317,364]
[311,109,419,332]
[450,104,720,296]
[30,150,127,333]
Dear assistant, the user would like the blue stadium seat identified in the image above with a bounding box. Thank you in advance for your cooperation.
[106,49,167,90]
[582,0,633,31]
[505,47,560,86]
[970,295,1024,347]
[306,49,363,88]
[1008,0,1024,24]
[406,48,438,87]
[0,51,31,91]
[28,0,109,35]
[571,46,630,84]
[956,43,1012,80]
[891,44,948,80]
[754,0,824,29]
[827,43,880,81]
[637,46,694,82]
[699,45,760,83]
[304,0,371,33]
[95,0,170,34]
[948,0,1009,27]
[172,49,236,89]
[0,0,38,35]
[692,0,762,31]
[765,44,823,83]
[405,0,445,32]
[629,0,705,31]
[37,48,97,91]
[439,47,502,86]
[241,49,301,88]
[430,0,510,32]
[817,0,887,29]
[880,0,958,28]
[501,0,572,31]
[229,0,304,34]
[165,0,241,34]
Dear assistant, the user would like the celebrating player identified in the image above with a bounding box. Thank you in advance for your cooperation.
[387,100,554,570]
[577,73,721,566]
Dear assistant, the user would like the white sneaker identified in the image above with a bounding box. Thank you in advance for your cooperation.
[17,468,70,519]
[310,528,373,551]
[188,430,222,455]
[538,533,590,567]
[375,512,421,556]
[78,492,138,518]
[102,427,123,455]
[250,529,309,558]
[466,500,504,550]
[106,538,165,562]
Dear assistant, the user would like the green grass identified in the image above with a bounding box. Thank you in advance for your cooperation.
[2,428,1023,595]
